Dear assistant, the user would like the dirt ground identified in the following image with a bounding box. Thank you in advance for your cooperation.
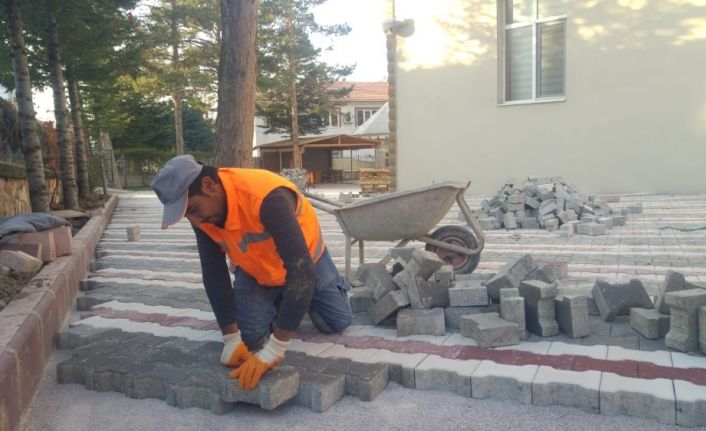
[0,192,111,310]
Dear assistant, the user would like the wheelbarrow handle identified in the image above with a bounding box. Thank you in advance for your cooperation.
[456,182,486,254]
[302,190,345,208]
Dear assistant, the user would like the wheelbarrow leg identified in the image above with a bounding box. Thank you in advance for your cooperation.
[359,240,365,265]
[344,233,352,281]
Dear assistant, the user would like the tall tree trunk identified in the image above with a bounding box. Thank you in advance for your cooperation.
[47,7,79,209]
[66,68,90,198]
[287,5,301,169]
[171,0,184,155]
[213,0,257,168]
[4,0,49,212]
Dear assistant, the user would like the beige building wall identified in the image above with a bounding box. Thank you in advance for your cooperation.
[394,0,706,194]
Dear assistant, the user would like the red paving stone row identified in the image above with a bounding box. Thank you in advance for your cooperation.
[88,307,706,387]
[0,195,118,431]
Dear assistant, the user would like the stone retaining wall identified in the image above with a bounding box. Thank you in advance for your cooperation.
[0,193,117,431]
[0,161,63,217]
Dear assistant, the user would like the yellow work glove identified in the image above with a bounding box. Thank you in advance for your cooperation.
[229,333,290,389]
[220,331,253,367]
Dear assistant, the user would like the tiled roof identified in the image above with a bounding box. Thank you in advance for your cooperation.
[330,81,389,102]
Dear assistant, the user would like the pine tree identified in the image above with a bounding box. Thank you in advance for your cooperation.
[256,0,352,168]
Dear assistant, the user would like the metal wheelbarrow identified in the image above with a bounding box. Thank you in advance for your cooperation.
[303,181,485,279]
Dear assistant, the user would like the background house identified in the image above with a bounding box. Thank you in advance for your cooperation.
[391,0,706,194]
[254,82,388,181]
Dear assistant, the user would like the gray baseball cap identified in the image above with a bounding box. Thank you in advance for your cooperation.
[151,154,203,229]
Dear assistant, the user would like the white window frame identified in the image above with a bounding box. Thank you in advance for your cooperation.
[327,110,341,127]
[355,108,377,126]
[499,0,567,106]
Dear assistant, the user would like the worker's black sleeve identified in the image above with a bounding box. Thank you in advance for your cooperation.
[260,187,316,332]
[192,224,237,330]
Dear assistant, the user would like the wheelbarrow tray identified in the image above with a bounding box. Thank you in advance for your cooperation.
[330,181,465,241]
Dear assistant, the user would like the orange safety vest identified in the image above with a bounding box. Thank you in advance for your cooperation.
[197,168,324,287]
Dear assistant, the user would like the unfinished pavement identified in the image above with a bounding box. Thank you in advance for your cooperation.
[26,191,706,428]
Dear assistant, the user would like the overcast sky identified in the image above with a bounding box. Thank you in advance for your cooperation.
[32,0,388,121]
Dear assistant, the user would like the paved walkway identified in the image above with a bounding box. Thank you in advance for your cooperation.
[25,189,706,428]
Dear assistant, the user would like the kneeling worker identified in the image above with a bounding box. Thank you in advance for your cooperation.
[151,155,352,389]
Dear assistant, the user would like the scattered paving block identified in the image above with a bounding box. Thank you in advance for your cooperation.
[665,289,706,352]
[483,254,537,301]
[448,280,488,306]
[322,359,389,401]
[414,355,480,397]
[471,361,537,404]
[597,217,614,227]
[396,308,445,336]
[409,249,446,280]
[499,287,520,299]
[390,247,416,264]
[434,265,455,287]
[363,349,427,388]
[0,243,42,261]
[557,210,578,224]
[0,249,42,277]
[221,365,300,410]
[674,379,706,427]
[654,270,689,315]
[535,260,569,278]
[532,366,600,413]
[576,223,608,236]
[349,287,375,313]
[355,263,396,300]
[591,278,652,322]
[520,217,540,229]
[369,290,409,325]
[545,219,559,232]
[627,204,642,214]
[294,371,345,413]
[459,313,519,347]
[600,372,675,425]
[444,306,497,329]
[555,295,589,338]
[17,229,56,262]
[519,280,559,337]
[630,308,670,339]
[526,264,559,284]
[503,213,517,230]
[49,225,73,256]
[395,272,449,309]
[500,295,527,340]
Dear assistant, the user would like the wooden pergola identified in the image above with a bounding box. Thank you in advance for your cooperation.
[256,134,380,181]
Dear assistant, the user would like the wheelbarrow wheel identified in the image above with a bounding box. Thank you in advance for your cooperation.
[425,225,480,274]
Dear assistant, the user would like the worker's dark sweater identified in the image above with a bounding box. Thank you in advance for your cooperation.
[192,187,316,332]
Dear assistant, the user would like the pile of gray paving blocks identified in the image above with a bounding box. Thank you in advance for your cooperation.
[353,251,598,347]
[475,176,626,234]
[597,269,706,354]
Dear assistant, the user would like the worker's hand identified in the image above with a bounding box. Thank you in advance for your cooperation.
[229,333,290,389]
[220,331,253,367]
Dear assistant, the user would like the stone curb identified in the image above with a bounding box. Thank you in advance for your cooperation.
[0,194,118,431]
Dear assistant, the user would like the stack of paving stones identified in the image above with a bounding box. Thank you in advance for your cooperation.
[353,251,599,348]
[55,324,390,414]
[475,176,627,234]
[587,269,706,354]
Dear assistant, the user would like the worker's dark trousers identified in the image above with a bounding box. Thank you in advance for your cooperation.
[231,248,352,351]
